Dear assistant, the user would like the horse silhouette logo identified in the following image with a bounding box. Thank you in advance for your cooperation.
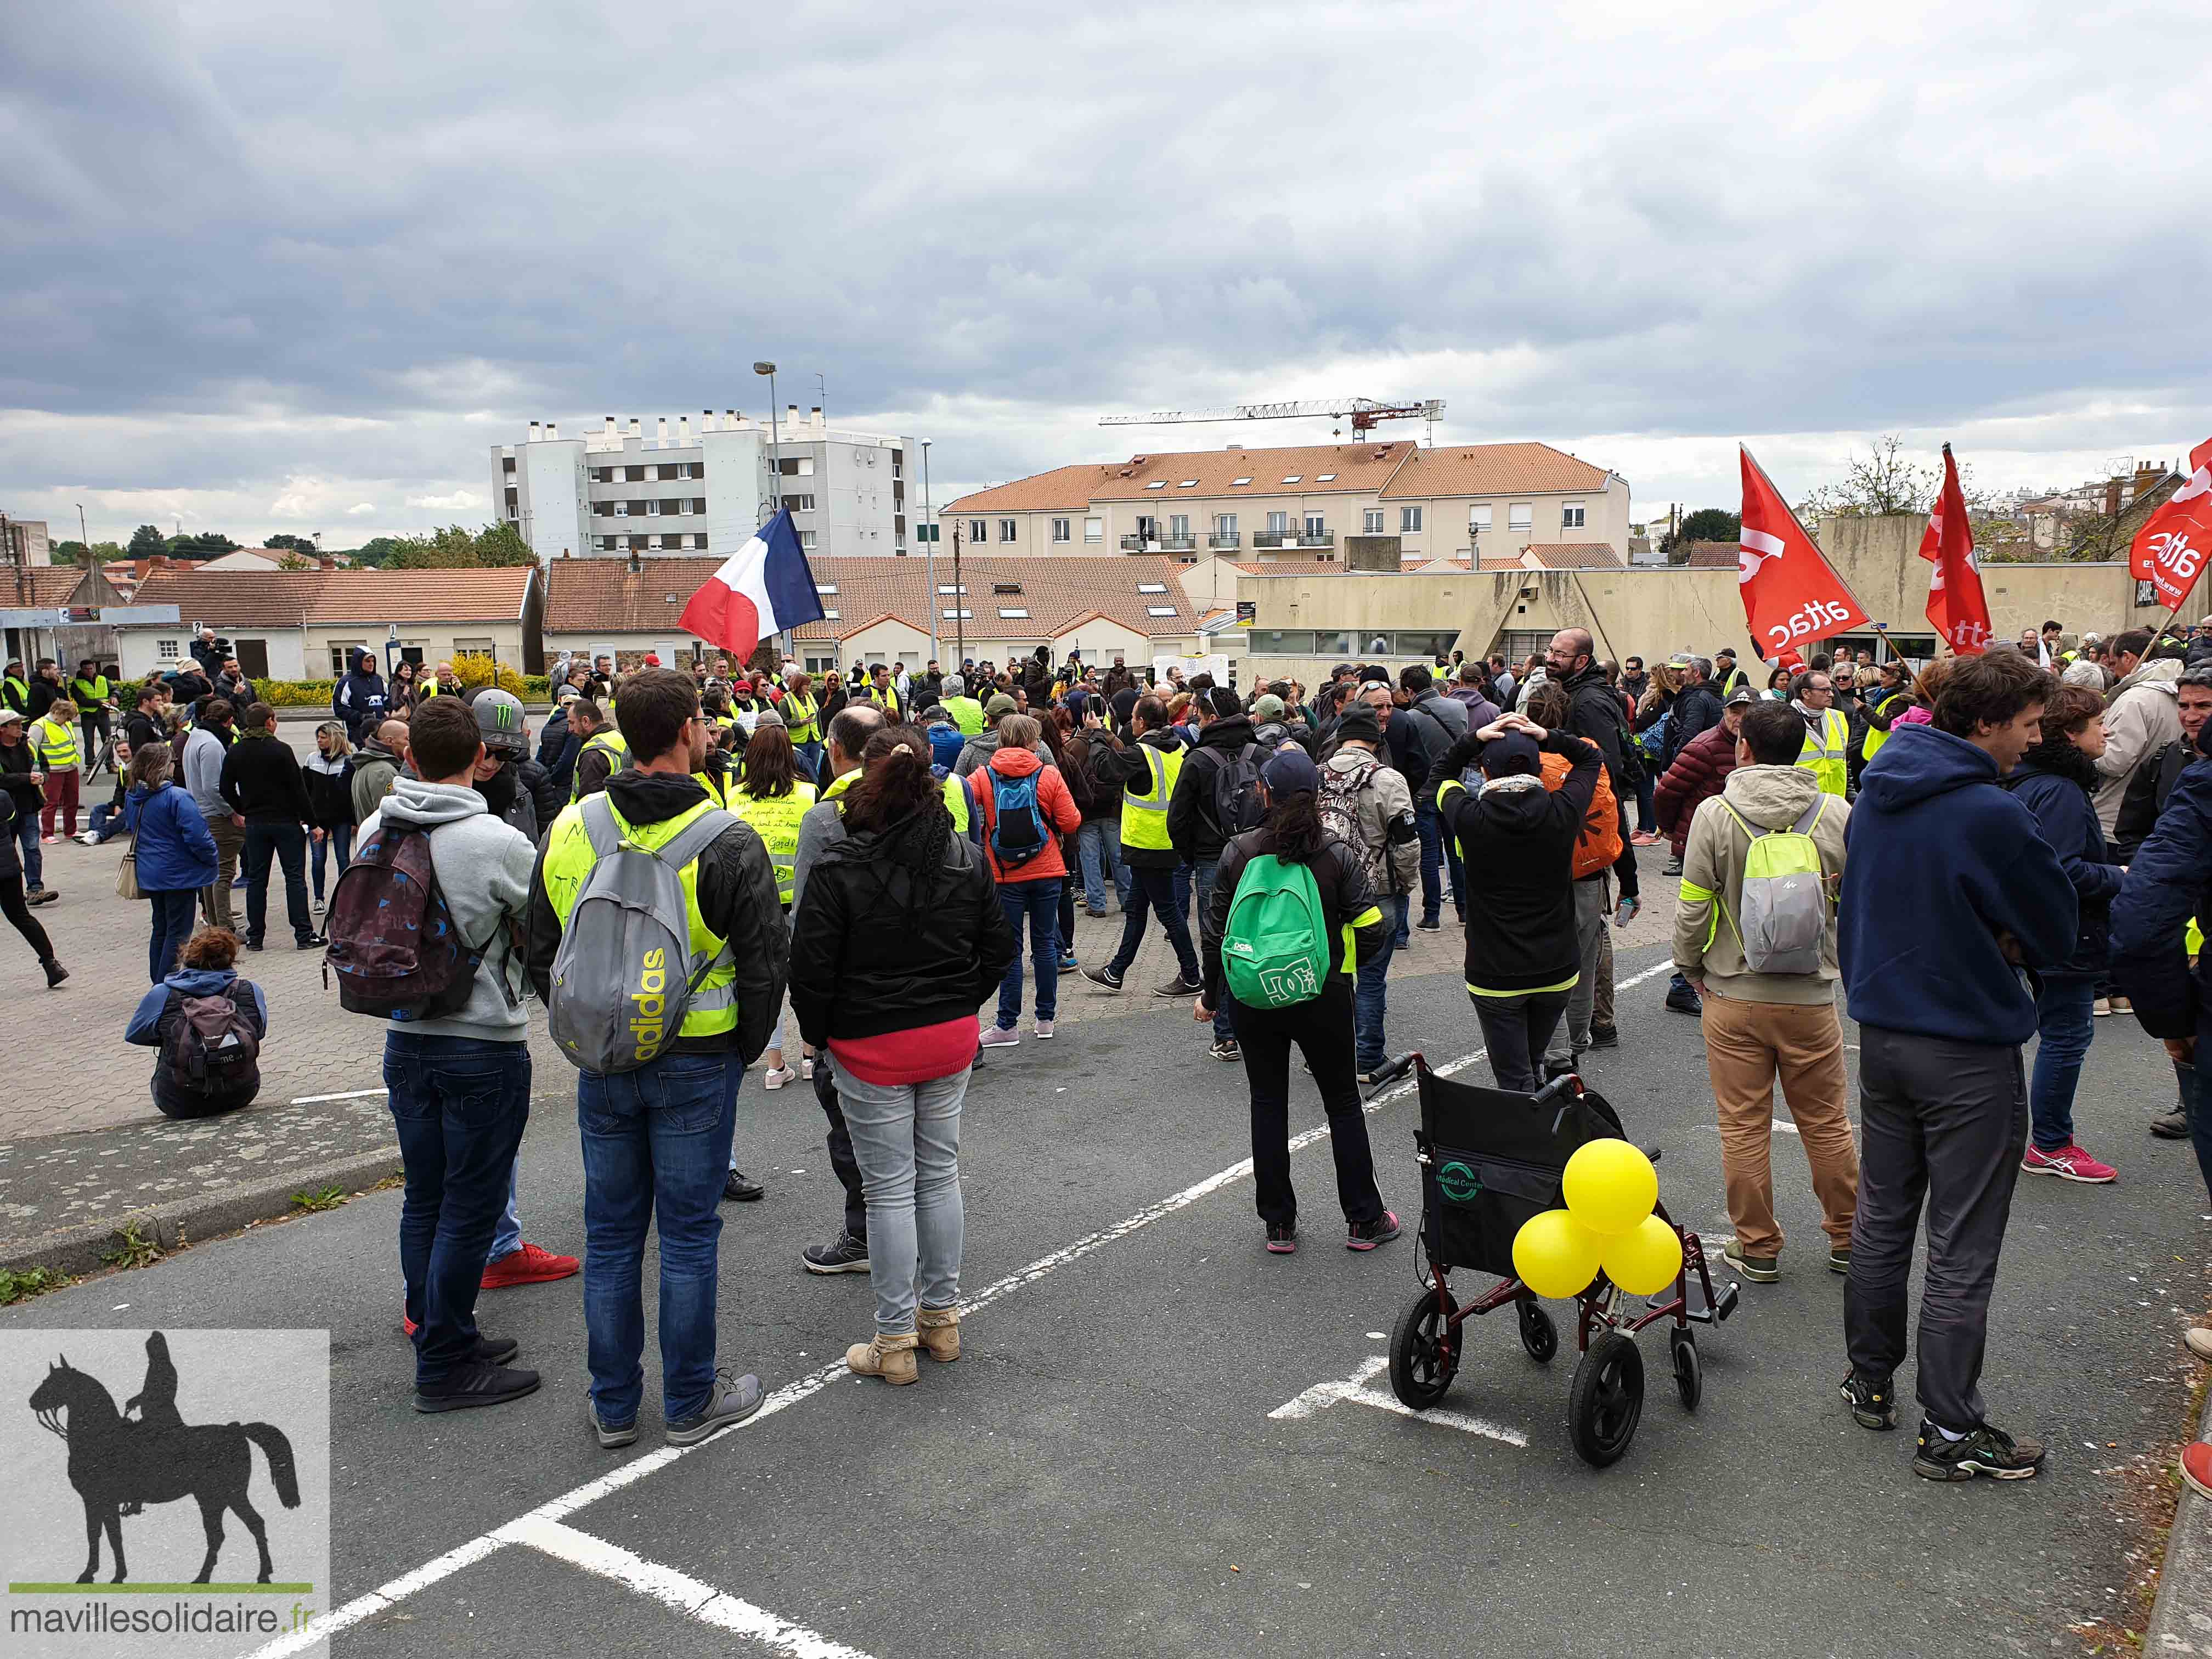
[26,1333,300,1585]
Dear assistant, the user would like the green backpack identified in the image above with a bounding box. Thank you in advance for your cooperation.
[1221,853,1331,1009]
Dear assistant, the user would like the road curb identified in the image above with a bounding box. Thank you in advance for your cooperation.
[2147,1385,2212,1655]
[0,1147,404,1281]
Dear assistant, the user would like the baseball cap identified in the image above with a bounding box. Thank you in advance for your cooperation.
[1666,652,1695,669]
[1250,693,1286,721]
[1261,747,1319,797]
[1724,686,1756,709]
[556,685,581,704]
[1480,731,1542,778]
[984,692,1018,720]
[472,688,529,757]
[642,652,662,667]
[0,710,21,726]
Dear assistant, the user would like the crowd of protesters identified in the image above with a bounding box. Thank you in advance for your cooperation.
[25,610,2212,1501]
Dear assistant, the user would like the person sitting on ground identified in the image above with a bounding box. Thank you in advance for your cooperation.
[125,926,265,1119]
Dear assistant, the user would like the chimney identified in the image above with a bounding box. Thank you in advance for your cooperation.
[529,421,541,441]
[703,408,715,432]
[2106,477,2122,516]
[629,417,642,438]
[604,415,617,437]
[788,404,799,426]
[810,405,823,434]
[677,415,690,442]
[726,409,737,428]
[546,421,557,441]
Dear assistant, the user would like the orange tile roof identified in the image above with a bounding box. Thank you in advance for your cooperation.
[1378,442,1613,499]
[1522,543,1625,570]
[1680,540,1740,568]
[1087,441,1414,502]
[544,554,1200,644]
[1,567,96,606]
[128,568,535,628]
[939,464,1110,515]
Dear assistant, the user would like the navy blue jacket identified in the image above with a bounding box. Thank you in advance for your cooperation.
[2001,746,2121,977]
[2111,733,2212,1041]
[1838,723,2075,1046]
[127,780,219,892]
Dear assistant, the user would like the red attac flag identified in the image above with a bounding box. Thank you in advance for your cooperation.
[1921,443,1991,655]
[1737,445,1869,663]
[2130,437,2212,612]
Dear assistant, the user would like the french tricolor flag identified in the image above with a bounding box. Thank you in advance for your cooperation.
[678,510,826,661]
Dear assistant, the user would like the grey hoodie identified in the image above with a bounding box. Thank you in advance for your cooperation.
[1674,763,1849,1006]
[2092,656,2183,834]
[357,776,535,1042]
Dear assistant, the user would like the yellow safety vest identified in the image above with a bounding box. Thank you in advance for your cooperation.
[1119,741,1183,851]
[945,696,984,737]
[1861,692,1912,761]
[539,794,739,1047]
[693,769,730,809]
[420,680,444,698]
[1795,708,1850,795]
[865,685,900,718]
[29,716,79,770]
[731,781,819,907]
[943,773,970,832]
[783,691,820,744]
[72,676,110,706]
[570,728,631,801]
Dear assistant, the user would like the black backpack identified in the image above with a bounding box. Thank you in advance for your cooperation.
[163,986,259,1094]
[1210,742,1266,839]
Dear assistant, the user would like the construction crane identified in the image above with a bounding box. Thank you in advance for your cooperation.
[1099,397,1444,439]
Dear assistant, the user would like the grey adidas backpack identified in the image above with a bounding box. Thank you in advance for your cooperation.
[547,795,740,1074]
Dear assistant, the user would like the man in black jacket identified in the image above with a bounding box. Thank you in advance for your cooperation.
[1168,687,1260,1059]
[1548,629,1645,1035]
[0,713,52,901]
[334,648,389,741]
[1085,697,1202,997]
[218,701,321,950]
[1392,665,1466,931]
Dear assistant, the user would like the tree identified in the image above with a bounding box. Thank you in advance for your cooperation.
[387,521,538,569]
[1661,507,1741,561]
[264,533,316,553]
[1795,433,1940,521]
[346,537,402,568]
[166,531,240,556]
[276,552,314,571]
[51,540,125,566]
[128,524,166,560]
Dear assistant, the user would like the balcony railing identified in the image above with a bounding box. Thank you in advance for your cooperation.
[1120,534,1157,551]
[1208,531,1241,549]
[1158,533,1197,550]
[1251,529,1336,549]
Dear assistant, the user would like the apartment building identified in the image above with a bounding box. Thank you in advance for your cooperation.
[940,439,1629,566]
[492,408,917,566]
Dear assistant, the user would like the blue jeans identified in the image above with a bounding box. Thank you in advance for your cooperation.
[1633,771,1657,836]
[2185,1057,2212,1204]
[795,740,825,785]
[1414,800,1463,926]
[1193,857,1234,1043]
[2028,971,2098,1150]
[1076,819,1127,912]
[995,878,1063,1028]
[838,1064,970,1335]
[146,887,198,983]
[13,804,40,890]
[309,823,353,902]
[384,1032,532,1386]
[243,821,314,944]
[1355,895,1406,1071]
[490,1166,522,1262]
[1105,863,1201,983]
[90,799,127,843]
[577,1048,740,1426]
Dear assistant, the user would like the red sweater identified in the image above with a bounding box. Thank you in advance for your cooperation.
[973,746,1082,883]
[1654,721,1739,857]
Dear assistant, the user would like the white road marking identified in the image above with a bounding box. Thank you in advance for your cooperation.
[245,950,1683,1657]
[1269,1355,1528,1448]
[503,1517,878,1657]
[290,1086,388,1104]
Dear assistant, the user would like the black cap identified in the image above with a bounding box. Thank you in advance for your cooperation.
[1480,731,1542,778]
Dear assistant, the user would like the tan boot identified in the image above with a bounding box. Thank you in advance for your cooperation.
[846,1331,919,1385]
[916,1305,961,1363]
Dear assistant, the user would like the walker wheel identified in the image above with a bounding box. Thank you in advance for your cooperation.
[1517,1299,1558,1363]
[1669,1327,1702,1412]
[1389,1287,1459,1410]
[1567,1331,1645,1467]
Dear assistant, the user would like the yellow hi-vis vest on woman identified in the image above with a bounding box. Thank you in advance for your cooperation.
[1861,692,1912,761]
[730,780,818,907]
[569,728,630,800]
[782,691,820,744]
[538,793,738,1046]
[29,716,78,770]
[1119,741,1183,851]
[1796,708,1850,795]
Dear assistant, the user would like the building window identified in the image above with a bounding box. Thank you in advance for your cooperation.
[968,519,987,544]
[1051,518,1071,543]
[1281,475,1303,484]
[592,467,612,483]
[1562,502,1587,529]
[629,535,648,550]
[998,518,1017,543]
[1169,515,1189,535]
[1509,502,1533,531]
[625,465,645,482]
[1316,472,1336,482]
[817,583,838,596]
[998,607,1030,619]
[800,530,817,548]
[1400,506,1424,533]
[501,456,516,474]
[600,535,618,551]
[692,497,707,514]
[1084,517,1103,542]
[1230,477,1251,486]
[1144,481,1166,490]
[1215,513,1238,534]
[938,584,968,594]
[692,534,709,549]
[782,494,816,512]
[1304,513,1324,537]
[662,498,686,516]
[1362,509,1385,534]
[1266,511,1290,534]
[328,642,368,678]
[1146,605,1178,618]
[777,456,815,476]
[941,608,973,620]
[1470,505,1493,530]
[1136,582,1169,594]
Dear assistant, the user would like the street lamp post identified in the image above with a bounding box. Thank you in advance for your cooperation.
[952,522,966,665]
[753,361,781,515]
[75,503,88,557]
[922,438,936,663]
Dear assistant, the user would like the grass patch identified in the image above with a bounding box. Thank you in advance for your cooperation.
[289,1184,348,1214]
[100,1222,162,1272]
[0,1265,72,1305]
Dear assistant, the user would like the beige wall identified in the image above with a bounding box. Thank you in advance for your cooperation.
[309,621,528,680]
[947,505,1086,558]
[1390,473,1632,564]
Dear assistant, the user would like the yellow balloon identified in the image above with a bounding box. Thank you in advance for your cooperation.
[1561,1139,1659,1237]
[1513,1208,1604,1300]
[1601,1214,1685,1297]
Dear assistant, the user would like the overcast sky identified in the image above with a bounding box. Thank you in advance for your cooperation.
[3,1,2206,547]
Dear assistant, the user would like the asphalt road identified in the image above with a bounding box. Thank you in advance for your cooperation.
[4,941,2203,1658]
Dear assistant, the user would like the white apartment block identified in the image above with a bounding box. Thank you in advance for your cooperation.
[940,440,1630,567]
[492,408,918,566]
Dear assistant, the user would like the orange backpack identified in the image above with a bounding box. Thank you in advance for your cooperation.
[1539,752,1623,878]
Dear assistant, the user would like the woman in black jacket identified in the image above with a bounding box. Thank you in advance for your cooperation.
[302,720,356,909]
[1199,747,1394,1255]
[789,726,1014,1387]
[1429,712,1603,1092]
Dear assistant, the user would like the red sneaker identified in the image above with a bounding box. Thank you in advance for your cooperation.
[2021,1143,2116,1184]
[481,1240,580,1288]
[2182,1440,2212,1499]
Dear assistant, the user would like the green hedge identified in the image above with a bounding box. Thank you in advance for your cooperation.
[251,674,554,708]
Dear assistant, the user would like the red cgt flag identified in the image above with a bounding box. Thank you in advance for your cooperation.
[1920,443,1991,655]
[1737,445,1869,661]
[2130,437,2212,612]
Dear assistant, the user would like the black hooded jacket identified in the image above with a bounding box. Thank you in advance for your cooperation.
[1167,714,1259,862]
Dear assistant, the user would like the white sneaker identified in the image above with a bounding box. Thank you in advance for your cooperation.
[800,1056,816,1080]
[1035,1020,1055,1041]
[762,1065,797,1090]
[979,1025,1020,1048]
